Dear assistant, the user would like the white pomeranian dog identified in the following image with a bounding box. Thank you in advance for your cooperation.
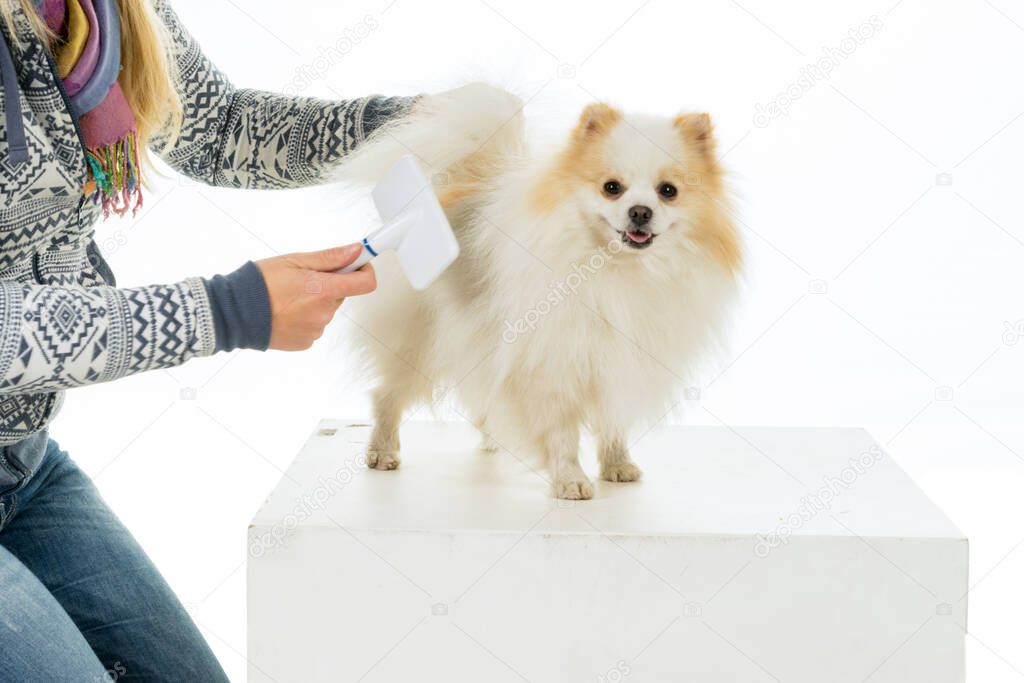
[339,84,742,499]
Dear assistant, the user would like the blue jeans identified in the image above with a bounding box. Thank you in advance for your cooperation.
[0,436,228,682]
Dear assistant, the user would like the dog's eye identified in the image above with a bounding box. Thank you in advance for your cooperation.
[603,180,623,197]
[658,182,678,199]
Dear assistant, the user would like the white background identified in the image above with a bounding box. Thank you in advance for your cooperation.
[50,0,1024,680]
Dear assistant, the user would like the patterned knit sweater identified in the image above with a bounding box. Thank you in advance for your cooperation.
[0,1,411,448]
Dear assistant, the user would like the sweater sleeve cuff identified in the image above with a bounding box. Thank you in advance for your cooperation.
[202,261,272,352]
[358,95,419,142]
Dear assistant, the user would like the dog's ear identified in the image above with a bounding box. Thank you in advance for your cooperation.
[674,112,716,156]
[575,103,621,140]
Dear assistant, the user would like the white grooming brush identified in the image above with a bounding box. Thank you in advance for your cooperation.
[338,155,459,290]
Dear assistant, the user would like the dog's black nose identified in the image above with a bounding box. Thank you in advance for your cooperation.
[629,205,652,226]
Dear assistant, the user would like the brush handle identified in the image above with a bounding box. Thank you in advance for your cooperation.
[336,238,377,273]
[335,210,419,274]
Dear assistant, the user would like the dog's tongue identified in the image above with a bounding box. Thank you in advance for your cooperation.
[627,230,652,244]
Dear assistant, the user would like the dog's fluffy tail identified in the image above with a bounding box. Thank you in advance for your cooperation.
[331,83,526,193]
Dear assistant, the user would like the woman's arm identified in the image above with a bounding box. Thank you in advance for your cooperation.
[150,1,414,188]
[0,276,218,393]
[0,245,371,394]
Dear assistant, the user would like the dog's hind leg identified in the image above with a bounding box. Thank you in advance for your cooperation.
[367,363,432,470]
[598,434,642,483]
[366,386,406,470]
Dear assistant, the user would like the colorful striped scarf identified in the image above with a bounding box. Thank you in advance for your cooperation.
[34,0,142,216]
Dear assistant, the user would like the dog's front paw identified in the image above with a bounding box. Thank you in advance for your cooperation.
[601,462,642,482]
[554,477,594,500]
[366,450,401,470]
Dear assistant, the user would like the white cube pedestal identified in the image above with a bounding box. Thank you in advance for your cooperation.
[248,420,967,683]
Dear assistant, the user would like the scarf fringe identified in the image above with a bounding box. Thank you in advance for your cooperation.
[85,131,143,218]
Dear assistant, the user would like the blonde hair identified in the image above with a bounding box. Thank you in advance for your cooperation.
[1,0,182,164]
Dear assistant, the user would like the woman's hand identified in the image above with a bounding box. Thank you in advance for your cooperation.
[256,244,376,351]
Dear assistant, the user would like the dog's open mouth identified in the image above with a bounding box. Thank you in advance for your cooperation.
[620,229,655,249]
